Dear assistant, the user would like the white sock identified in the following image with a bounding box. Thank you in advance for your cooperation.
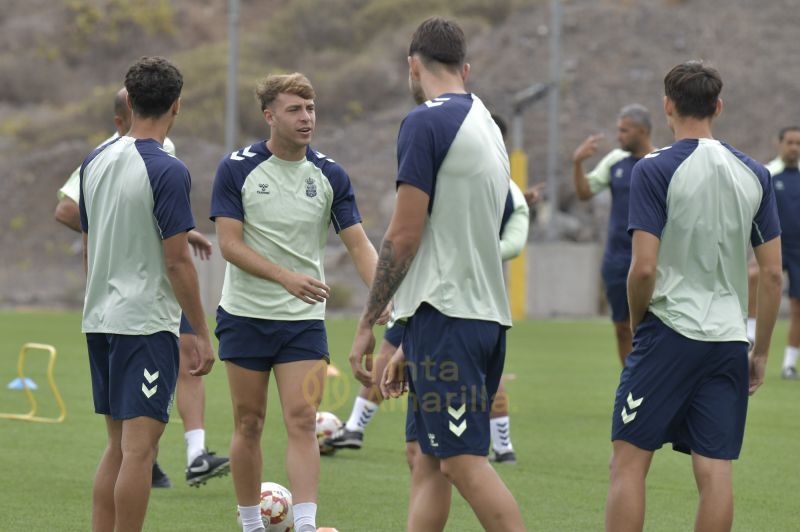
[344,397,378,432]
[185,429,206,466]
[746,318,756,343]
[238,504,265,532]
[490,416,514,453]
[293,502,317,532]
[783,346,799,370]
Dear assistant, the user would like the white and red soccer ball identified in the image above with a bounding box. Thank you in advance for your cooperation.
[315,411,342,455]
[236,482,294,531]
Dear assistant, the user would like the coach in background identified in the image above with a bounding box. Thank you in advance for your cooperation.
[572,104,654,365]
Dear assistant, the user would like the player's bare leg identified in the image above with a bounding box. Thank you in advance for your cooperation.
[439,454,525,531]
[93,417,122,532]
[177,333,204,433]
[407,446,451,532]
[692,453,733,532]
[405,440,421,472]
[613,320,633,365]
[274,359,326,504]
[113,416,166,532]
[226,362,269,507]
[605,440,654,532]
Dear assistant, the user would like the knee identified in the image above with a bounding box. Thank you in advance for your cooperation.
[282,404,317,439]
[120,441,157,463]
[236,411,265,441]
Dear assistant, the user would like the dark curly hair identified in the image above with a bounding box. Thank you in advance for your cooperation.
[124,56,183,119]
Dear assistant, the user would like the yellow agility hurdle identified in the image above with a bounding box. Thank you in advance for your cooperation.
[0,343,66,423]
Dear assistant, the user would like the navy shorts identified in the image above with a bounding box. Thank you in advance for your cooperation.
[383,320,406,348]
[215,306,329,372]
[611,313,749,460]
[601,255,630,322]
[179,313,194,335]
[86,332,179,423]
[403,303,506,458]
[783,247,800,299]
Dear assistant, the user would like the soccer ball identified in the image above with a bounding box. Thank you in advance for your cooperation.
[236,482,294,531]
[316,411,342,455]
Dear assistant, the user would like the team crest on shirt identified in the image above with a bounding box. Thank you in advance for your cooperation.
[775,179,785,191]
[614,168,624,179]
[257,183,270,195]
[305,177,317,198]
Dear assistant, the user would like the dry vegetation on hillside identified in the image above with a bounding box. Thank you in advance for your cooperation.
[1,0,798,307]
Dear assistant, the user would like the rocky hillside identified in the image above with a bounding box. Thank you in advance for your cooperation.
[2,0,799,308]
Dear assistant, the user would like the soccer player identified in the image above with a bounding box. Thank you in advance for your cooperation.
[211,72,386,532]
[80,56,215,532]
[572,104,654,365]
[349,17,525,531]
[746,126,800,379]
[326,135,530,465]
[605,61,783,532]
[55,87,229,489]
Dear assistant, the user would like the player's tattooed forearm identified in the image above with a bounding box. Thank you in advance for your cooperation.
[364,239,413,325]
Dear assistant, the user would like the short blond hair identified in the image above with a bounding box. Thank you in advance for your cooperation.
[255,72,315,111]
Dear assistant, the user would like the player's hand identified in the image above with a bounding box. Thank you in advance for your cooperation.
[375,302,393,326]
[524,182,546,207]
[748,350,768,395]
[349,318,376,387]
[191,335,215,377]
[278,270,330,304]
[187,230,213,261]
[573,134,604,163]
[381,346,407,399]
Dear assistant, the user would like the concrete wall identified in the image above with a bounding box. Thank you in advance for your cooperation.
[526,242,603,318]
[195,239,608,319]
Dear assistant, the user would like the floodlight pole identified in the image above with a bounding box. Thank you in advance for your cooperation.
[509,83,549,320]
[224,0,240,154]
[546,0,562,241]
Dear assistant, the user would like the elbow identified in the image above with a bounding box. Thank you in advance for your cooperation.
[218,239,235,263]
[387,232,420,259]
[629,263,657,284]
[164,252,192,275]
[762,265,784,288]
[502,243,524,262]
[384,226,422,258]
[54,203,71,226]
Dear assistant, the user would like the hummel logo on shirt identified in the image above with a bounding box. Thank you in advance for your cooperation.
[424,97,451,108]
[257,183,270,195]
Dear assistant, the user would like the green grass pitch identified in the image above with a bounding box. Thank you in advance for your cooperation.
[1,311,798,531]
